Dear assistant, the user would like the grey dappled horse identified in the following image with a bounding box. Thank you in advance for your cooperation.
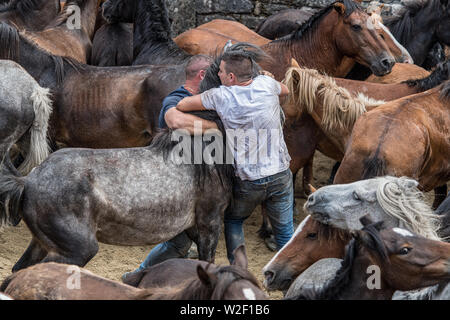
[0,111,234,272]
[304,176,442,240]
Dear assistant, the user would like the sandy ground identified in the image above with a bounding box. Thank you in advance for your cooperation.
[0,152,442,300]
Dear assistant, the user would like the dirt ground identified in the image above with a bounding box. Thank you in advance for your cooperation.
[0,152,441,300]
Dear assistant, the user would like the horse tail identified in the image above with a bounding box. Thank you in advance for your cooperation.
[17,85,53,175]
[362,154,386,180]
[0,157,26,228]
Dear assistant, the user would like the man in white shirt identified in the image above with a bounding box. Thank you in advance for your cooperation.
[176,51,294,263]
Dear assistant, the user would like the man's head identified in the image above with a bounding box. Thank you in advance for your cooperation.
[218,52,255,86]
[185,54,214,82]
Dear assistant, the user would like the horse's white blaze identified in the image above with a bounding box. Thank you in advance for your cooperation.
[243,288,256,300]
[378,22,414,64]
[263,215,311,272]
[393,228,414,237]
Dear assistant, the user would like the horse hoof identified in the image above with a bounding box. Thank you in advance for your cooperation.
[185,243,199,260]
[264,235,277,252]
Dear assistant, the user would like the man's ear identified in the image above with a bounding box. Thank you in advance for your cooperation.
[199,69,206,80]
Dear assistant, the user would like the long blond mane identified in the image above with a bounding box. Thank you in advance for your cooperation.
[283,67,385,131]
[377,176,442,241]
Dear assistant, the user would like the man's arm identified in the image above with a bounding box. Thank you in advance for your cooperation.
[176,95,207,112]
[165,107,218,135]
[279,82,289,97]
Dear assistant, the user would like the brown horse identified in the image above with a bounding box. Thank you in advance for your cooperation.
[288,217,450,300]
[122,245,268,300]
[0,259,267,300]
[91,22,133,66]
[0,0,60,31]
[262,215,351,292]
[334,81,450,208]
[20,0,101,63]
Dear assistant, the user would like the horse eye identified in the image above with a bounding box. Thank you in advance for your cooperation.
[399,247,412,255]
[379,33,385,40]
[352,24,362,31]
[353,191,360,201]
[306,233,317,240]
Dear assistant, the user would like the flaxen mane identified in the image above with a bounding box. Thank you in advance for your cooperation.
[283,67,384,131]
[376,176,442,240]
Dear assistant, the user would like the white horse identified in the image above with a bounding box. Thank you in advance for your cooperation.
[304,176,442,240]
[0,59,52,175]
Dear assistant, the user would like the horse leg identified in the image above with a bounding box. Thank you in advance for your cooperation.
[12,238,48,272]
[194,202,224,263]
[433,185,448,210]
[328,162,341,184]
[257,203,273,239]
[301,156,314,198]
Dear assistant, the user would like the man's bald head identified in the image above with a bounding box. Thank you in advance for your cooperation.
[185,55,213,80]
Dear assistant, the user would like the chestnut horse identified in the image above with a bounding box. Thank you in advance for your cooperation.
[0,21,185,149]
[122,245,268,300]
[0,258,266,300]
[288,217,450,300]
[21,0,101,63]
[0,0,60,31]
[334,81,450,208]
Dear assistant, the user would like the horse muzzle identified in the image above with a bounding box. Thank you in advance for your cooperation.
[370,55,395,76]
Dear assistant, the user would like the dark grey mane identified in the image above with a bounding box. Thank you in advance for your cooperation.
[384,0,444,45]
[440,80,450,101]
[405,58,450,91]
[0,0,43,14]
[0,21,85,86]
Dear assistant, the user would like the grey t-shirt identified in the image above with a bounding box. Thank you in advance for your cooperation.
[201,75,291,181]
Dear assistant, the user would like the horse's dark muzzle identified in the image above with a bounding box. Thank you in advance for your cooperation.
[371,55,395,77]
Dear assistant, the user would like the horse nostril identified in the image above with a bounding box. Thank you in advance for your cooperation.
[381,58,394,69]
[264,270,275,284]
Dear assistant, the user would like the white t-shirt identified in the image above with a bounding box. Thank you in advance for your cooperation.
[201,75,291,181]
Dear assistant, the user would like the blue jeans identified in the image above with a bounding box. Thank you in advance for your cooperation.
[138,232,192,270]
[225,169,294,263]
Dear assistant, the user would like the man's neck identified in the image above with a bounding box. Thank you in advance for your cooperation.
[184,80,199,95]
[235,79,254,87]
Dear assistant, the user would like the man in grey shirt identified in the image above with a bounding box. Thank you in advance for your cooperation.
[176,51,294,263]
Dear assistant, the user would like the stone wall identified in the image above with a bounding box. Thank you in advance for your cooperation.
[167,0,406,36]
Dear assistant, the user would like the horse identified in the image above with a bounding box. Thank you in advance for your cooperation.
[0,259,266,300]
[0,60,52,180]
[0,0,60,31]
[334,81,450,208]
[121,245,268,300]
[102,0,191,66]
[365,63,430,84]
[0,21,188,149]
[19,0,101,63]
[287,217,450,300]
[255,8,320,40]
[384,0,450,68]
[91,22,133,66]
[262,215,351,292]
[263,175,446,292]
[0,108,234,272]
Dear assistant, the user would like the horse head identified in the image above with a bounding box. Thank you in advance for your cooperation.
[330,0,395,76]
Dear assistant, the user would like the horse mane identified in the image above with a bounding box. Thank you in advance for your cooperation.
[283,67,385,132]
[292,221,387,300]
[275,0,362,43]
[440,80,450,101]
[0,0,44,14]
[149,110,234,192]
[376,176,442,240]
[44,0,84,29]
[131,264,261,300]
[0,21,85,86]
[405,58,450,91]
[384,0,444,45]
[314,219,352,245]
[133,0,190,64]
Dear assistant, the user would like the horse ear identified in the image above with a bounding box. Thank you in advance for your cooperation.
[197,265,217,288]
[231,245,248,270]
[307,184,317,194]
[291,58,300,69]
[398,177,419,190]
[333,2,346,15]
